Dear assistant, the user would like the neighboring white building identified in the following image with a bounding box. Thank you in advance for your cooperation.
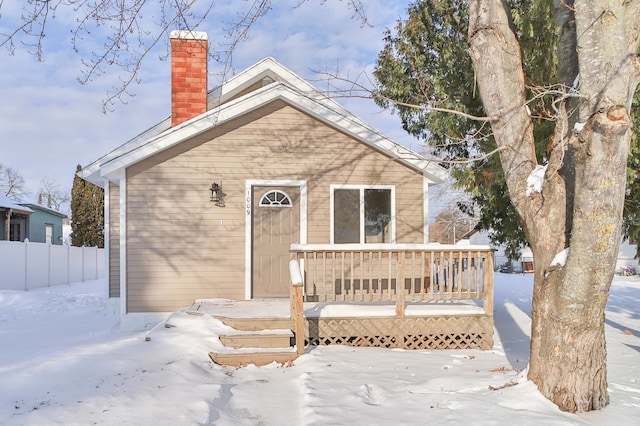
[458,229,638,274]
[456,229,527,272]
[617,238,639,273]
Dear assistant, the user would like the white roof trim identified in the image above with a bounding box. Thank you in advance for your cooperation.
[79,117,171,185]
[81,58,448,186]
[208,57,318,109]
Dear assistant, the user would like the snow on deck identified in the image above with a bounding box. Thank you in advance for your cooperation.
[189,298,486,319]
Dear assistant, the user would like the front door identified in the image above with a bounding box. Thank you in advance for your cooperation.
[252,186,300,298]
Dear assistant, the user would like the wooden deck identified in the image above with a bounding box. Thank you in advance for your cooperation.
[199,244,495,366]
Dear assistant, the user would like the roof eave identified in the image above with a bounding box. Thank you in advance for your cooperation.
[0,207,33,216]
[78,116,173,188]
[85,58,448,183]
[19,203,68,218]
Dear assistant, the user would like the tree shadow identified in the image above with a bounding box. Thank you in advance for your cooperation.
[605,285,640,321]
[493,275,640,370]
[492,273,533,372]
[604,318,640,342]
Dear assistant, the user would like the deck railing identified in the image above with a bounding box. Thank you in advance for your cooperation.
[289,243,494,317]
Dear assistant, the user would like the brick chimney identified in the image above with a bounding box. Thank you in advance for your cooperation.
[170,30,208,127]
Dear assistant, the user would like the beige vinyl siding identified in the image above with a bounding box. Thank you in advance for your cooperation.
[220,80,267,105]
[109,183,120,298]
[125,100,424,312]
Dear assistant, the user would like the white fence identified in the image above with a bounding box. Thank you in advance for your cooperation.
[0,240,105,291]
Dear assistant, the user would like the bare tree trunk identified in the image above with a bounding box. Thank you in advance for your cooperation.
[468,0,640,412]
[529,106,631,411]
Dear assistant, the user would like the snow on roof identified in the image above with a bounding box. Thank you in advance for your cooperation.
[0,193,33,215]
[19,202,67,218]
[79,57,448,186]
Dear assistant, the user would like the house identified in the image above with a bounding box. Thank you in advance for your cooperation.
[17,202,67,245]
[0,193,33,242]
[0,194,67,244]
[456,229,529,272]
[79,31,450,331]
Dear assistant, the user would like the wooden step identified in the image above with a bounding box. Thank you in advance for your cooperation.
[209,351,299,367]
[219,331,294,349]
[215,316,294,331]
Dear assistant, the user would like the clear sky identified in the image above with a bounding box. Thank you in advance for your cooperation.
[0,0,426,208]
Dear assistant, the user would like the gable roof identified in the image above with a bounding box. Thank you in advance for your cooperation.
[80,57,448,186]
[0,193,33,215]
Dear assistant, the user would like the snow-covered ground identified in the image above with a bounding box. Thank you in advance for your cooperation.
[1,273,638,425]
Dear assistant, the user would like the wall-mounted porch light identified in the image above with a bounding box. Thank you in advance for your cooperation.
[210,182,226,207]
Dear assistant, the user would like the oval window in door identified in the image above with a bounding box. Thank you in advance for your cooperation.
[259,190,292,207]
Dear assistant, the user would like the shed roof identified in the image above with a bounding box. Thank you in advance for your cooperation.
[80,57,448,186]
[0,193,33,215]
[19,203,68,218]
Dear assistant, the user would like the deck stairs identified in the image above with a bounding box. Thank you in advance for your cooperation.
[208,316,301,367]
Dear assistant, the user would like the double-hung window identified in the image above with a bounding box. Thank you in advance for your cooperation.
[331,185,394,244]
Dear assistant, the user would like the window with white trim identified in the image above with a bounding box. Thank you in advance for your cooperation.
[331,185,394,243]
[259,190,293,207]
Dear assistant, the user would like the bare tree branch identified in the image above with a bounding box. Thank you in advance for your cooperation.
[0,163,29,201]
[37,177,70,213]
[0,0,371,111]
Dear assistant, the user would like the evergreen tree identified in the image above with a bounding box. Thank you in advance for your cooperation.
[375,0,640,258]
[374,0,556,258]
[71,164,104,247]
[623,92,640,250]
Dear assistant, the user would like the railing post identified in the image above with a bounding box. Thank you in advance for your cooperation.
[396,251,405,317]
[289,260,305,355]
[483,254,494,315]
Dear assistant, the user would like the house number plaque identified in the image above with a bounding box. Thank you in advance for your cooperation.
[246,190,251,216]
